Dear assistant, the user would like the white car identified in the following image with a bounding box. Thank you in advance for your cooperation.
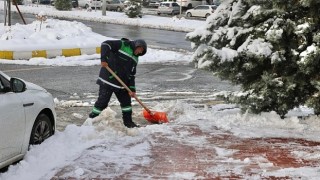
[0,71,56,169]
[185,5,217,18]
[106,0,126,12]
[157,2,181,15]
[78,0,102,9]
[149,0,160,8]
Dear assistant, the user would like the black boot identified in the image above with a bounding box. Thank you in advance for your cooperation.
[89,112,98,118]
[124,121,140,128]
[123,112,139,128]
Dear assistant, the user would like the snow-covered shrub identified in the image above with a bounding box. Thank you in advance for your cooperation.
[54,0,72,11]
[187,0,320,117]
[35,12,47,31]
[125,0,142,18]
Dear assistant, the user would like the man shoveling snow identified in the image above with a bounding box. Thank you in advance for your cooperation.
[89,38,147,128]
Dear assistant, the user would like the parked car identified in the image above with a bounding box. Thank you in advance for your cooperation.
[78,0,101,9]
[148,0,161,8]
[106,0,126,12]
[32,0,51,4]
[177,0,203,9]
[157,2,180,15]
[50,0,79,8]
[0,71,56,169]
[185,5,216,18]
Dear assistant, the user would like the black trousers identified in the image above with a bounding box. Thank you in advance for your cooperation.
[94,86,132,123]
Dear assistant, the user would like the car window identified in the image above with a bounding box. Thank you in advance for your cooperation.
[172,2,178,6]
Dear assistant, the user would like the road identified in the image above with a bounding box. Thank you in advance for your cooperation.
[0,63,238,99]
[0,64,239,130]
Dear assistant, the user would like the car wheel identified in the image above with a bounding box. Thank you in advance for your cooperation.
[205,13,210,18]
[29,114,53,145]
[85,4,89,9]
[157,12,161,15]
[117,7,121,12]
[186,12,192,17]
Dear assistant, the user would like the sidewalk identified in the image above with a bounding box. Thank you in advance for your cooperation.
[51,118,320,179]
[126,127,318,179]
[144,126,319,179]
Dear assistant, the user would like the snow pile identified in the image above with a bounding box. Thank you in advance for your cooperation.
[0,18,106,51]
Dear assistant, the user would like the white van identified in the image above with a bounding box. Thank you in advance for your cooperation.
[177,0,204,9]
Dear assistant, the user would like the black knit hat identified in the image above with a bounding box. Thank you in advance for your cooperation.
[133,39,147,56]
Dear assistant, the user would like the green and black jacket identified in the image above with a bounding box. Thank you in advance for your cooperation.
[97,38,138,92]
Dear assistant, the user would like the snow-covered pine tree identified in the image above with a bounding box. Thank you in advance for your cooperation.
[55,0,72,11]
[186,0,320,117]
[125,0,142,18]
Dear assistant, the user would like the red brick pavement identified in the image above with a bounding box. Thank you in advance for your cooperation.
[52,124,320,179]
[117,125,320,179]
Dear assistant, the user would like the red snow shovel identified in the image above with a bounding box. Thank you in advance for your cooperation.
[105,66,168,124]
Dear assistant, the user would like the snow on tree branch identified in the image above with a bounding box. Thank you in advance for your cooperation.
[187,0,320,117]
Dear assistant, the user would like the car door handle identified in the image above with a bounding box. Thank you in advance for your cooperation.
[23,103,34,107]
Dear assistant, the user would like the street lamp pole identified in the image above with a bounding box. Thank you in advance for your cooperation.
[4,0,6,25]
[4,0,11,26]
[180,2,182,16]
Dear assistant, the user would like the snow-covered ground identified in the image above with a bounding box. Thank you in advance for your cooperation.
[0,15,192,63]
[1,2,320,180]
[0,2,204,32]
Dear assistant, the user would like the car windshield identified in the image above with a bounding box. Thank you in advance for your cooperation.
[0,79,4,92]
[0,74,10,91]
[160,3,170,7]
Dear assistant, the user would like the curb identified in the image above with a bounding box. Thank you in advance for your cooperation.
[0,47,101,60]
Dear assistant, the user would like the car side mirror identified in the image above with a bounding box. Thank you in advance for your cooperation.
[10,78,26,93]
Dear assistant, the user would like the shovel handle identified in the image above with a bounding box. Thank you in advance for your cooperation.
[105,66,152,114]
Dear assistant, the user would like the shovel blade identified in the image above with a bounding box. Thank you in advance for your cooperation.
[143,109,168,124]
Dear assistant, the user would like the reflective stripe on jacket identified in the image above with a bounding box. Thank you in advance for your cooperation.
[97,39,138,92]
